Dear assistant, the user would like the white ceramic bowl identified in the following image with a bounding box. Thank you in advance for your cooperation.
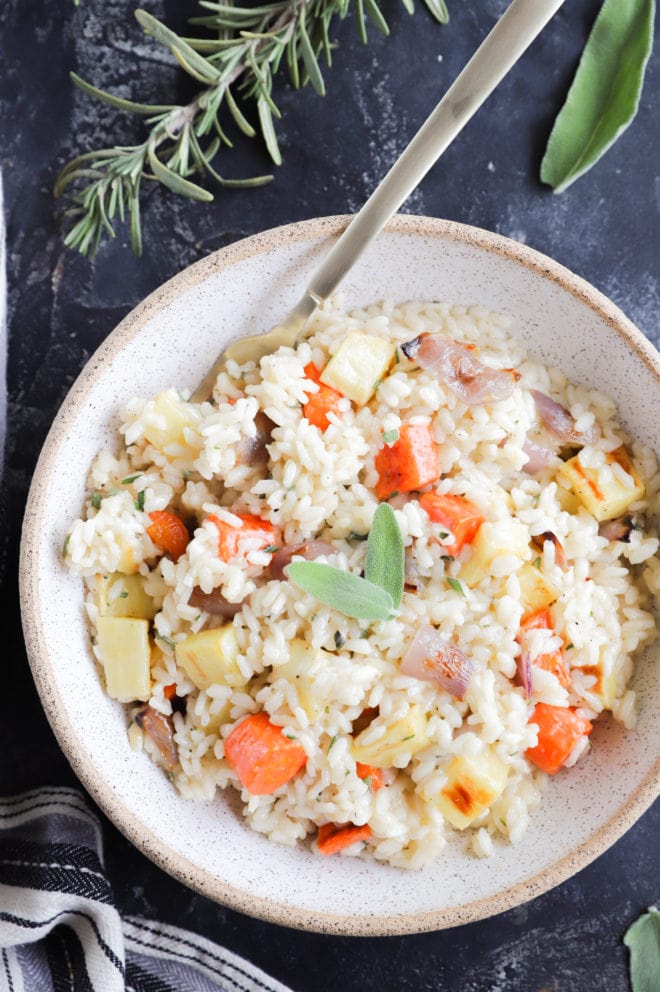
[20,216,660,935]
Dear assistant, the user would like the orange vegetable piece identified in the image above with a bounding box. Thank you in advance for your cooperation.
[419,492,484,557]
[355,763,385,792]
[163,683,177,701]
[375,423,440,500]
[224,712,307,795]
[147,510,189,561]
[302,363,344,432]
[317,822,372,856]
[525,703,592,775]
[209,513,281,562]
[518,608,571,688]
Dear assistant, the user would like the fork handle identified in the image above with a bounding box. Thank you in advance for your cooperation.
[295,0,566,316]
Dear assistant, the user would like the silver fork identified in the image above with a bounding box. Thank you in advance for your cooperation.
[191,0,566,403]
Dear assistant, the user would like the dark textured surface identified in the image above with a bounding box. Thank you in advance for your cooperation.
[2,0,659,988]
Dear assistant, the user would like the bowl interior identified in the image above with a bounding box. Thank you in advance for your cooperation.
[21,216,660,934]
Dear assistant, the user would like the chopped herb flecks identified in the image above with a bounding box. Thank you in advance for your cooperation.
[382,429,399,445]
[121,474,141,485]
[446,577,465,596]
[91,492,102,510]
[157,634,176,650]
[134,491,146,512]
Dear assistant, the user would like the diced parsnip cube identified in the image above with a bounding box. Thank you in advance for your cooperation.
[555,483,582,515]
[95,573,156,620]
[425,749,508,830]
[320,332,396,405]
[556,447,645,522]
[460,518,530,587]
[580,649,618,710]
[143,390,199,450]
[115,535,140,575]
[96,617,151,702]
[517,562,560,613]
[351,704,429,768]
[275,639,335,721]
[175,625,245,691]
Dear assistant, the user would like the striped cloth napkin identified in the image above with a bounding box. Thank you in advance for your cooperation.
[0,788,295,992]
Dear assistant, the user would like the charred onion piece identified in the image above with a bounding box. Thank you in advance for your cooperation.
[530,390,596,446]
[236,411,275,466]
[135,705,179,772]
[522,437,555,474]
[188,586,246,617]
[401,334,518,405]
[270,539,335,580]
[515,649,533,699]
[401,626,474,698]
[598,516,634,543]
[532,531,568,570]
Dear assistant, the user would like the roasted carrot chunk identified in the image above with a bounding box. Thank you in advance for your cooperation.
[317,822,372,856]
[518,608,571,688]
[375,423,440,500]
[355,763,385,792]
[224,712,307,794]
[303,363,344,432]
[525,703,592,775]
[420,492,484,556]
[147,510,189,561]
[209,513,281,562]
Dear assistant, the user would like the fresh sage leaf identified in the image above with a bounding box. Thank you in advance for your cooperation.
[541,0,655,193]
[364,503,404,610]
[624,907,660,992]
[287,562,394,621]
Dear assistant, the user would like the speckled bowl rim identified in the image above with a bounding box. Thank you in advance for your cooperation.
[20,215,660,936]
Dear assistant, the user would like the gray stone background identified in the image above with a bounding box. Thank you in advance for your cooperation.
[1,0,658,988]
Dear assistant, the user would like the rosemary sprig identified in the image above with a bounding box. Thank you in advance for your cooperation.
[56,1,449,257]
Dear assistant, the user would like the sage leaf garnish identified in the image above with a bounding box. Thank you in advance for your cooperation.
[287,562,394,621]
[623,907,660,992]
[364,502,404,610]
[541,0,655,193]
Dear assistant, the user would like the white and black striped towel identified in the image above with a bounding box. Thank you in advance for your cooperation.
[0,787,295,992]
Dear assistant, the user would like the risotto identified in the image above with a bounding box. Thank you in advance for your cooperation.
[65,300,659,868]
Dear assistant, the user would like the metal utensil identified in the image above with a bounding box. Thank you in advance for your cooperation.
[192,0,566,402]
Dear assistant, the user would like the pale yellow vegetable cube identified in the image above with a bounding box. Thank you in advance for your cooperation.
[143,390,199,450]
[115,535,140,575]
[95,573,156,620]
[96,617,151,702]
[351,704,429,768]
[557,447,645,522]
[580,649,618,710]
[427,749,508,830]
[175,625,245,691]
[275,639,335,721]
[555,483,582,515]
[460,518,530,587]
[320,332,396,406]
[517,562,560,613]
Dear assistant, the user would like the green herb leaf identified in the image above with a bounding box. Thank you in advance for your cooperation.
[70,71,175,115]
[287,562,394,621]
[264,545,279,553]
[533,556,542,569]
[134,491,146,512]
[382,429,399,445]
[327,734,338,751]
[540,0,655,193]
[364,503,404,610]
[147,141,214,202]
[157,634,176,650]
[422,0,449,25]
[121,474,142,485]
[119,590,129,599]
[446,577,465,596]
[624,907,660,992]
[91,492,102,510]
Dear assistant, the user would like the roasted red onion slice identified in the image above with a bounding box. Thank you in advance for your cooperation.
[401,626,474,698]
[532,531,568,570]
[522,437,555,475]
[598,517,634,543]
[530,390,596,446]
[270,539,335,580]
[135,705,179,772]
[401,334,518,405]
[236,411,274,467]
[515,649,533,699]
[188,586,246,617]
